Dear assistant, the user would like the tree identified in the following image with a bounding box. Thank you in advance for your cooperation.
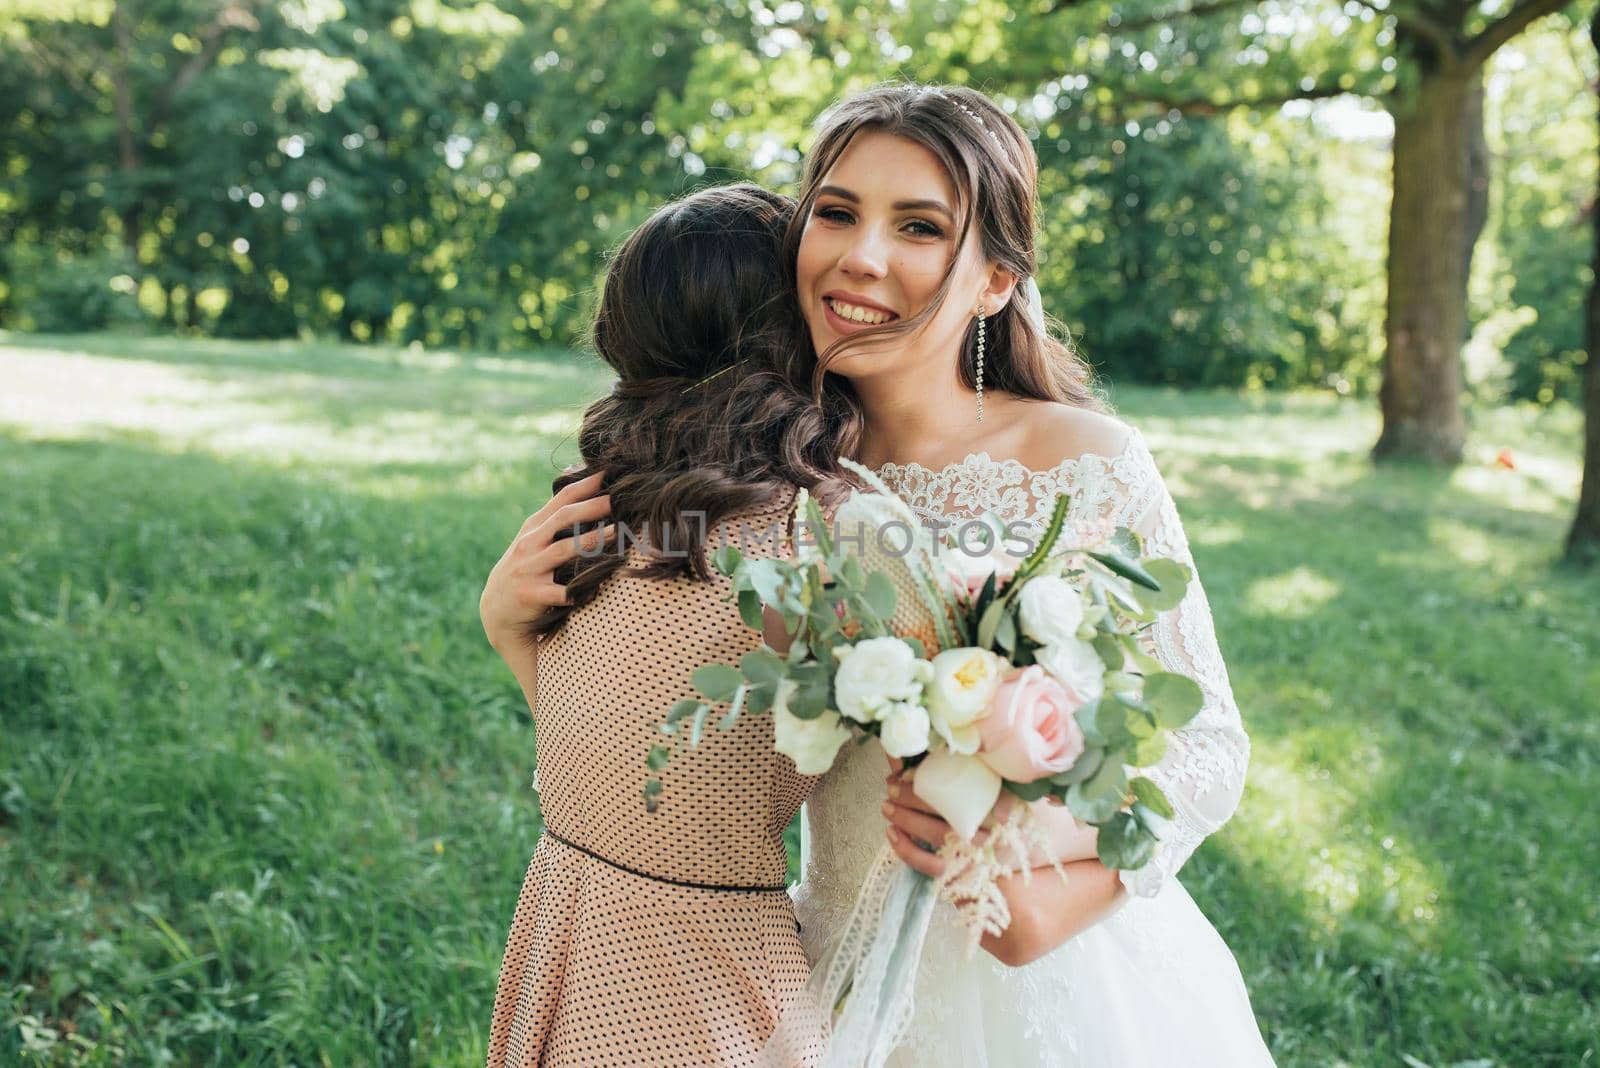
[977,0,1575,464]
[1566,5,1600,565]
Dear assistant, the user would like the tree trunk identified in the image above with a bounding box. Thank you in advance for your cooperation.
[1374,70,1476,465]
[1565,9,1600,565]
[112,0,143,258]
[1463,72,1490,294]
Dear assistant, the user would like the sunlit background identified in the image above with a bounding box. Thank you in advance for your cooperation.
[2,1,1597,1064]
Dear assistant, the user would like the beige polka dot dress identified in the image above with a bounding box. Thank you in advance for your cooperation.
[485,491,821,1067]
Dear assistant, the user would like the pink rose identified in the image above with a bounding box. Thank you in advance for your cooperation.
[944,546,1021,601]
[977,665,1087,783]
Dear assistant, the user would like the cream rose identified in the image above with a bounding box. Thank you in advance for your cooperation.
[977,665,1088,783]
[771,679,851,775]
[926,647,1005,754]
[1017,575,1086,646]
[833,636,925,724]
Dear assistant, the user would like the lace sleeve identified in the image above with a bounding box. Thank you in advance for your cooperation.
[1101,434,1251,898]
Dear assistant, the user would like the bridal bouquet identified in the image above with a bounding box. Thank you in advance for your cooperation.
[644,460,1202,893]
[643,463,1205,1065]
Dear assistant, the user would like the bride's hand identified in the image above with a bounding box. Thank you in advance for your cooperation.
[882,762,1099,874]
[479,471,614,653]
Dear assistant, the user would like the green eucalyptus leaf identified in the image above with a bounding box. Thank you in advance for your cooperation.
[693,664,743,702]
[737,588,766,632]
[646,745,671,771]
[1118,632,1163,674]
[741,647,787,686]
[1129,776,1175,820]
[1052,747,1104,787]
[712,545,743,576]
[1092,631,1126,670]
[1132,730,1168,767]
[788,661,832,720]
[1066,780,1122,824]
[744,559,785,605]
[1074,700,1108,747]
[1143,672,1204,728]
[1004,777,1055,801]
[1096,811,1156,870]
[1137,559,1193,612]
[864,570,897,620]
[666,697,701,725]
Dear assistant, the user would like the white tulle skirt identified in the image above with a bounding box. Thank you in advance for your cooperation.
[790,847,1276,1068]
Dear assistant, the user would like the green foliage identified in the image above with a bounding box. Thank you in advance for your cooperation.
[1475,16,1595,405]
[1,0,1586,397]
[4,246,148,333]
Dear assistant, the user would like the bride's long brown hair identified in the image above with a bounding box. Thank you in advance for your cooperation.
[782,83,1105,450]
[529,184,852,640]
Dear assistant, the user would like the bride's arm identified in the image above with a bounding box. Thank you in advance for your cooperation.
[883,789,1125,967]
[1113,433,1251,897]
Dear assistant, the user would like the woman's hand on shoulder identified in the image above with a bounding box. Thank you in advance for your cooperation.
[479,471,614,654]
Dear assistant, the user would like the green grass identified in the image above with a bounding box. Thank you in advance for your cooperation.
[2,333,1596,1066]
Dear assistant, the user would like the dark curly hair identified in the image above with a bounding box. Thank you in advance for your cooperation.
[528,183,853,640]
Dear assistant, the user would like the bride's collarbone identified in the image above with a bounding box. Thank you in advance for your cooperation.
[869,400,1134,476]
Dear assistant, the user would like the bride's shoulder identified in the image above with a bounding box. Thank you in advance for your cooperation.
[1009,401,1140,472]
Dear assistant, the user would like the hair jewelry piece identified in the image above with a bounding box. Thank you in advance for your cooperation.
[681,359,744,394]
[922,86,1004,149]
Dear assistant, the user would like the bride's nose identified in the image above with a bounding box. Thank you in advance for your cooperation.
[838,226,889,280]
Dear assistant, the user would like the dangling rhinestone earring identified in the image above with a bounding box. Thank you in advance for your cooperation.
[974,302,987,422]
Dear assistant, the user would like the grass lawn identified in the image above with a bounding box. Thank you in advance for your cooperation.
[1,333,1595,1066]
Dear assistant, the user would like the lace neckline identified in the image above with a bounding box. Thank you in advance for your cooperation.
[866,429,1154,530]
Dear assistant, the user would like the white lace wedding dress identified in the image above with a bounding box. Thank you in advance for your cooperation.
[790,429,1276,1066]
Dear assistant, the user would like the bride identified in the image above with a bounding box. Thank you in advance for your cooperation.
[775,83,1275,1066]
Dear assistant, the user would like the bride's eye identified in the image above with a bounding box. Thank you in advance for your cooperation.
[904,219,944,238]
[816,206,854,225]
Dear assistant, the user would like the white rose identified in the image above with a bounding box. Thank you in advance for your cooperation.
[926,647,1005,754]
[1035,639,1106,703]
[772,679,851,775]
[878,701,931,758]
[1017,575,1086,646]
[834,636,923,724]
[911,748,1003,841]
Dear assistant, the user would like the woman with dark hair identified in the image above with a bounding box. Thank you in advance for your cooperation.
[478,183,850,1068]
[783,83,1273,1066]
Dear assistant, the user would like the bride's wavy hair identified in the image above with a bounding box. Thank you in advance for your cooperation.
[530,183,853,640]
[782,82,1104,438]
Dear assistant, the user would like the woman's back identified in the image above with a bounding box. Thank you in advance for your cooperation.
[533,492,813,886]
[487,493,822,1068]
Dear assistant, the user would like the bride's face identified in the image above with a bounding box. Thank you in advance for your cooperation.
[795,130,996,382]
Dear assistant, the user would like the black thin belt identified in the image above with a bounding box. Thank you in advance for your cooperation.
[540,826,791,894]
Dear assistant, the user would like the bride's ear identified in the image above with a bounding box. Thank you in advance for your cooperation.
[979,265,1018,316]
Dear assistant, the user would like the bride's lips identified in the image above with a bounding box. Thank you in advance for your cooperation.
[820,292,900,335]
